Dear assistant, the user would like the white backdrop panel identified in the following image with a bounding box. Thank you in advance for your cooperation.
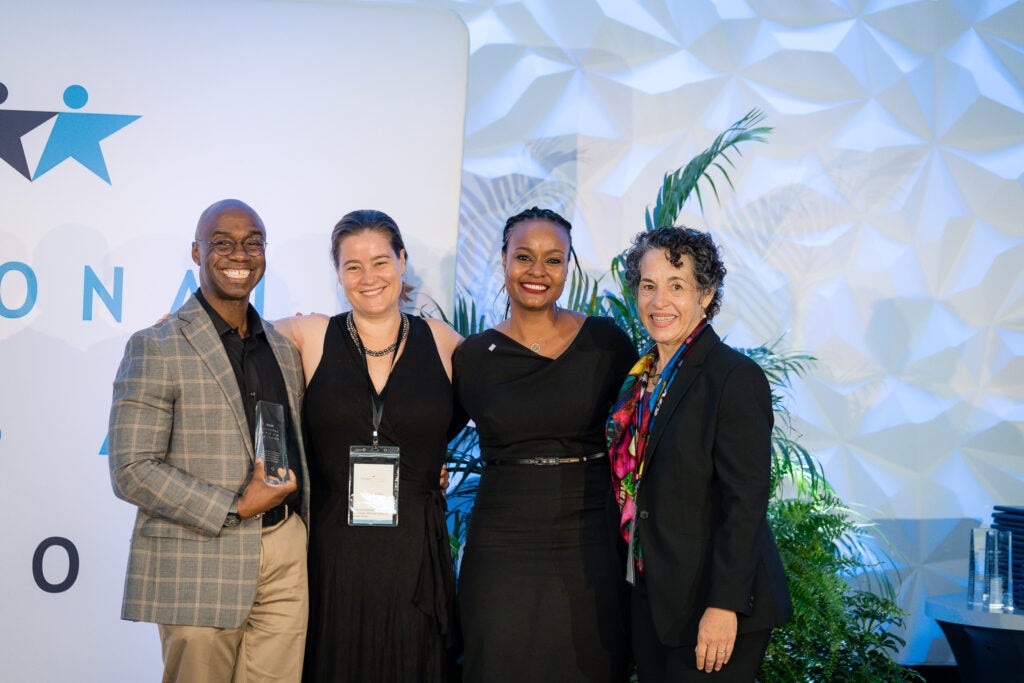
[0,1,467,679]
[441,0,1023,664]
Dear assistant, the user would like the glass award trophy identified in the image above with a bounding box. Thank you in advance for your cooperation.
[255,400,289,484]
[968,526,1015,612]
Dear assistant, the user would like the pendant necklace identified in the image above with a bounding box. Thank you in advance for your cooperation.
[524,306,558,353]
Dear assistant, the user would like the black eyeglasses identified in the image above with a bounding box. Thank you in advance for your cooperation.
[197,238,267,256]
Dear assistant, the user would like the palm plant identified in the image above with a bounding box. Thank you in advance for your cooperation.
[645,108,772,229]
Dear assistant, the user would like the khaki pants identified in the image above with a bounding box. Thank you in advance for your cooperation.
[158,514,308,683]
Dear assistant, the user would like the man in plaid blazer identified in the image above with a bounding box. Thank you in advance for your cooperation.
[109,199,310,682]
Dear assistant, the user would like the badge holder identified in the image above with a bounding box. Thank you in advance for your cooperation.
[348,445,400,526]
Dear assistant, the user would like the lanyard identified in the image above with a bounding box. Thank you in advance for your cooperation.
[350,313,406,446]
[626,320,707,585]
[634,318,707,484]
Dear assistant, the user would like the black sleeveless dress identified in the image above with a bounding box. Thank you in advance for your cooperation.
[303,314,456,682]
[453,316,638,683]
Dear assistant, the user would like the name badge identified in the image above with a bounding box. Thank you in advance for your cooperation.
[348,445,399,526]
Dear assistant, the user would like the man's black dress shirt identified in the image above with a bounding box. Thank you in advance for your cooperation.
[196,290,301,511]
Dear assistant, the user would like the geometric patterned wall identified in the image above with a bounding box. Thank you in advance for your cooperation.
[372,0,1024,663]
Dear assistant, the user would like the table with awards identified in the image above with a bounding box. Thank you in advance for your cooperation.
[992,505,1024,610]
[925,505,1024,683]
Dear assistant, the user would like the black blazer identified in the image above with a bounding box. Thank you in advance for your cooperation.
[635,326,792,646]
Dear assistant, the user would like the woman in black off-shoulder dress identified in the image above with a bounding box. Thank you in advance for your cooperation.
[454,208,637,682]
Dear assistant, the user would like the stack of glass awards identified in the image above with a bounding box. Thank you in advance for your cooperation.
[968,512,1018,613]
[991,505,1023,610]
[968,527,1013,612]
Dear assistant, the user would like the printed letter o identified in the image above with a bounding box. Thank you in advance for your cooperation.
[33,536,79,593]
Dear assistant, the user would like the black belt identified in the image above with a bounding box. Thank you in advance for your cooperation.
[489,452,607,466]
[261,503,293,528]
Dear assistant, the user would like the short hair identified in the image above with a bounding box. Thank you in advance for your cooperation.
[330,209,413,301]
[330,209,406,267]
[622,225,726,321]
[195,199,262,240]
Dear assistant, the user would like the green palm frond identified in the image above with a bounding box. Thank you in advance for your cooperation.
[771,429,823,495]
[737,340,815,389]
[426,290,488,338]
[565,268,604,316]
[645,108,772,229]
[603,254,651,350]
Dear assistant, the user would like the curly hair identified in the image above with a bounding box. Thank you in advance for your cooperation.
[622,225,726,321]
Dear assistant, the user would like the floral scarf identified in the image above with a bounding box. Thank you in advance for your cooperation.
[605,319,707,575]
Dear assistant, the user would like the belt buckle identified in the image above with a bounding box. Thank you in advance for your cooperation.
[533,456,561,466]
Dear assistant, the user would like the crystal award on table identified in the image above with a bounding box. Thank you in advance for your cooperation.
[255,400,289,484]
[968,526,1014,613]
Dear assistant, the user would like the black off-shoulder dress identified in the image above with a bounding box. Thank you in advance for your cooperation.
[454,316,637,683]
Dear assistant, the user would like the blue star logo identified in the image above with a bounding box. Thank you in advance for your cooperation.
[0,83,139,183]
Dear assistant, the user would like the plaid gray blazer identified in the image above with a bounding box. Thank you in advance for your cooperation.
[108,294,309,628]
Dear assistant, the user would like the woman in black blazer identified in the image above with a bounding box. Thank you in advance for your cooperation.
[607,226,792,682]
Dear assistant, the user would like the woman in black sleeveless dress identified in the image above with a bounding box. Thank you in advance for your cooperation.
[274,210,463,682]
[454,208,637,682]
[302,312,457,681]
